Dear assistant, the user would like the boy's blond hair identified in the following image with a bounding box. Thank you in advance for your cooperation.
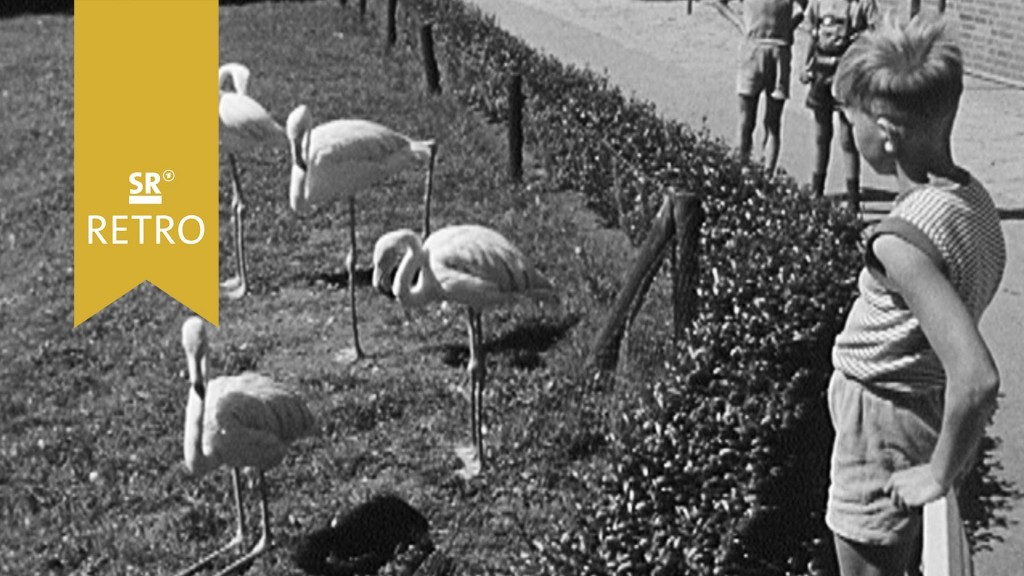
[833,15,963,127]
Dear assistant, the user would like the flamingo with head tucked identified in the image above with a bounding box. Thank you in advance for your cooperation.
[176,316,316,576]
[218,63,288,300]
[371,224,556,474]
[286,104,437,361]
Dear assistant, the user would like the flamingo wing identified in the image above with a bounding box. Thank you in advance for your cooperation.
[304,119,419,204]
[427,225,555,308]
[220,93,285,152]
[203,372,315,470]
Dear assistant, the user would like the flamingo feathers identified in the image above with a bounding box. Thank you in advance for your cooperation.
[286,105,435,217]
[181,318,315,477]
[372,225,557,311]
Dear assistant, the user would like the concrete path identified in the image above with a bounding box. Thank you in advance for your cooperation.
[464,0,1024,573]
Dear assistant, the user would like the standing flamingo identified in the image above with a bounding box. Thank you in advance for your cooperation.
[219,63,288,300]
[371,225,556,473]
[177,316,316,576]
[286,104,437,361]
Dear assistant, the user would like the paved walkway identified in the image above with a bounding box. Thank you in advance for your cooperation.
[464,0,1024,573]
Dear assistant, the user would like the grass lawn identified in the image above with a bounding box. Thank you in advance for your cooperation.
[1,1,652,574]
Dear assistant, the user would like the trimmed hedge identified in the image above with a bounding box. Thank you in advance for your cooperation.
[399,2,865,575]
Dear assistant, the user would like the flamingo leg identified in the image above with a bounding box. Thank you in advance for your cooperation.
[220,154,248,300]
[347,195,366,360]
[466,308,486,468]
[422,142,437,238]
[213,471,271,576]
[174,468,247,576]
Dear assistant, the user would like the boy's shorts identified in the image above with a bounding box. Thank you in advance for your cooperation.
[805,73,837,110]
[826,370,943,546]
[736,40,791,100]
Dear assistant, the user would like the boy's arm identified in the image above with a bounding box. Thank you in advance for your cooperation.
[873,234,1000,508]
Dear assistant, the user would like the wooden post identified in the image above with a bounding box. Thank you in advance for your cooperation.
[590,194,678,371]
[359,0,367,19]
[937,0,946,12]
[420,23,442,94]
[910,0,921,17]
[339,0,347,6]
[670,191,703,343]
[507,73,524,182]
[688,0,693,16]
[386,0,398,47]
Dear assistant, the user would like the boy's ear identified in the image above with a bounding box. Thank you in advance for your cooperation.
[876,117,900,154]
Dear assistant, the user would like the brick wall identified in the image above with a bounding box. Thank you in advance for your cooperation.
[872,0,1024,86]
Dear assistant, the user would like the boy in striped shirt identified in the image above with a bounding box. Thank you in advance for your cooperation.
[826,15,1006,576]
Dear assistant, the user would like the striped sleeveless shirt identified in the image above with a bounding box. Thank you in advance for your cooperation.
[831,175,1006,392]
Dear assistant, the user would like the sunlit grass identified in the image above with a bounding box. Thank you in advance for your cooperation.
[0,2,646,574]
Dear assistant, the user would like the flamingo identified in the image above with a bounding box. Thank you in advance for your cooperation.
[218,63,288,300]
[177,316,316,576]
[371,225,556,473]
[286,104,437,361]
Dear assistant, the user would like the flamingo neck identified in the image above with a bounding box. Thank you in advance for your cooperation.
[288,127,312,215]
[394,234,441,308]
[182,354,215,476]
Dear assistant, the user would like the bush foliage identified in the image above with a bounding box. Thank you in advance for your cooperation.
[401,1,865,575]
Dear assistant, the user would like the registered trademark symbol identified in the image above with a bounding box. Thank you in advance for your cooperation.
[163,170,175,182]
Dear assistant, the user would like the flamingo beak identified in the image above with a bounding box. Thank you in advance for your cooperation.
[373,267,396,299]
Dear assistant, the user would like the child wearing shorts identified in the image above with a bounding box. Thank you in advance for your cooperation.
[801,0,878,211]
[827,15,1006,575]
[735,0,807,174]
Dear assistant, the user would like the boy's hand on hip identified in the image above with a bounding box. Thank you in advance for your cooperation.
[884,464,946,509]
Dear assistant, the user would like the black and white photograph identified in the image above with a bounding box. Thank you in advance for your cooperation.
[1,0,1022,574]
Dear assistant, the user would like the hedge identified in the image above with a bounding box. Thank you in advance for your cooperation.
[395,1,866,575]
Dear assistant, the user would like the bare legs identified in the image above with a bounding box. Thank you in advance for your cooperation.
[812,107,835,196]
[810,108,862,212]
[347,195,366,360]
[762,96,784,174]
[737,94,758,164]
[176,469,271,576]
[220,154,248,300]
[466,308,486,468]
[838,111,861,212]
[737,94,785,174]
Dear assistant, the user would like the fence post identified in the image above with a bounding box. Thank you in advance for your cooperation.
[359,0,366,19]
[386,0,398,47]
[420,23,442,94]
[670,191,703,343]
[507,73,524,182]
[910,0,921,17]
[590,194,677,372]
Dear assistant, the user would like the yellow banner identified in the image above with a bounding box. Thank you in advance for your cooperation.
[74,0,218,326]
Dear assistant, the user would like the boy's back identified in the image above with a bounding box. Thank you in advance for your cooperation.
[742,0,805,44]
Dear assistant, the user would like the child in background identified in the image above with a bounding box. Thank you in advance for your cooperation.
[801,0,878,211]
[735,0,807,174]
[827,16,1005,576]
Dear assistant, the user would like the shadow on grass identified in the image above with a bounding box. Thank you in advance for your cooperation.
[433,313,581,370]
[309,266,375,290]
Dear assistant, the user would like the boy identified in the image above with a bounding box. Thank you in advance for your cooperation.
[800,0,878,210]
[735,0,806,174]
[827,16,1005,576]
